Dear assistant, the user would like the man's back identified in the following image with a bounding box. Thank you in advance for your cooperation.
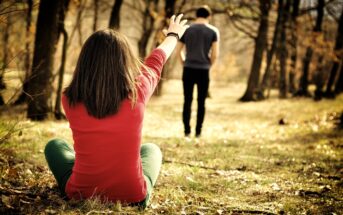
[180,23,218,69]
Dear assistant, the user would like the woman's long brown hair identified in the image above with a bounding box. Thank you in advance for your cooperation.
[64,29,144,119]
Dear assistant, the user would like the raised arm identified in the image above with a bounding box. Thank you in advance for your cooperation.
[138,14,188,103]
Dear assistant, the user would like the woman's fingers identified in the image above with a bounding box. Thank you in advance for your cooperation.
[180,19,188,26]
[167,14,188,38]
[175,14,183,24]
[170,15,176,24]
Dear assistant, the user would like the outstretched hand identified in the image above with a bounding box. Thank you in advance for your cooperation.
[157,14,189,59]
[165,14,189,39]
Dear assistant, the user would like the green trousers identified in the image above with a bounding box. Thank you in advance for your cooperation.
[44,139,162,209]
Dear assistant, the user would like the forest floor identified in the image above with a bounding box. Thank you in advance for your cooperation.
[0,80,342,214]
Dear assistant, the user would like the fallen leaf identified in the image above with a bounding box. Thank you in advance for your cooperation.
[217,209,224,214]
[25,169,33,175]
[150,203,159,209]
[186,176,195,183]
[271,183,281,191]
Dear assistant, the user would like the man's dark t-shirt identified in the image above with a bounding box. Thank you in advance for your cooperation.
[180,23,218,70]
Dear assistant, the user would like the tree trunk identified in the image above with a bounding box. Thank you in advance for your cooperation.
[138,0,158,58]
[314,0,324,32]
[313,0,325,101]
[0,94,4,106]
[109,0,123,29]
[93,0,99,32]
[240,0,271,102]
[77,11,83,46]
[1,11,10,79]
[296,0,324,97]
[138,15,153,58]
[54,27,68,120]
[313,55,325,100]
[278,0,290,99]
[27,0,62,120]
[325,7,343,98]
[54,0,70,120]
[334,59,343,94]
[297,47,313,96]
[257,0,284,100]
[67,0,85,48]
[0,15,11,105]
[153,0,176,96]
[289,0,300,95]
[13,0,33,105]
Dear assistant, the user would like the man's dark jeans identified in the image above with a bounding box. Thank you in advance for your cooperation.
[182,66,209,136]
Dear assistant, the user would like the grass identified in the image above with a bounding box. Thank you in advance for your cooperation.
[0,80,342,214]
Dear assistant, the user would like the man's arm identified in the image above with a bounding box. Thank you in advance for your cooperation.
[175,42,185,65]
[210,41,219,66]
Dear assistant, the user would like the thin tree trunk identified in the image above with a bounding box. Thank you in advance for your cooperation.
[54,0,70,120]
[257,0,284,100]
[325,7,343,98]
[278,0,290,99]
[0,15,11,105]
[77,12,83,46]
[296,0,324,97]
[93,0,99,32]
[334,59,343,94]
[313,0,326,101]
[325,63,339,98]
[1,13,10,75]
[14,0,33,105]
[109,0,123,29]
[314,0,324,32]
[154,0,176,96]
[67,0,85,48]
[27,0,62,120]
[297,47,313,96]
[138,0,158,58]
[240,0,271,102]
[289,0,300,95]
[314,55,325,100]
[138,14,153,58]
[0,93,4,105]
[54,27,68,120]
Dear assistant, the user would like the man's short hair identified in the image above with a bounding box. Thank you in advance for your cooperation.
[196,5,212,18]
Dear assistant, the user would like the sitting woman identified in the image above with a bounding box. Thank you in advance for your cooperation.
[44,14,188,208]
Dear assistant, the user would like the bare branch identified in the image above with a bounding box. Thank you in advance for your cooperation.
[123,1,144,15]
[326,5,340,22]
[176,0,187,13]
[298,0,336,16]
[230,19,256,39]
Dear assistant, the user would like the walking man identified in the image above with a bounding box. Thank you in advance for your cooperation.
[176,5,220,137]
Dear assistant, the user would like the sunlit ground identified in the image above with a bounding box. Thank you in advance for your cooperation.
[1,79,342,214]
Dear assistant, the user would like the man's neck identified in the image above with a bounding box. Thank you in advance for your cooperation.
[194,17,209,24]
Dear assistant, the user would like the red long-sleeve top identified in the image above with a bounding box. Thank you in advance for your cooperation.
[62,49,166,203]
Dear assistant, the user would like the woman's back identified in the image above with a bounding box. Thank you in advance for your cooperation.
[63,97,147,202]
[62,48,167,202]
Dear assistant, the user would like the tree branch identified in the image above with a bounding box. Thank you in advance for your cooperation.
[298,0,336,16]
